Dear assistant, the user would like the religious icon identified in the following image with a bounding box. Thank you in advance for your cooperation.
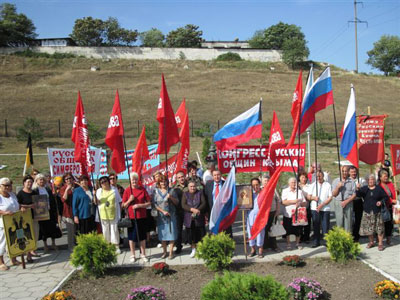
[3,210,36,258]
[32,194,50,221]
[236,185,253,210]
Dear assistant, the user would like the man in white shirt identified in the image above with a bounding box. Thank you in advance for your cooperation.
[307,171,333,247]
[202,162,215,184]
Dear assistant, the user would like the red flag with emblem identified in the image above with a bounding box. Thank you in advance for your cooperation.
[71,91,91,175]
[105,90,126,174]
[266,111,286,174]
[175,98,187,130]
[156,74,180,154]
[131,125,150,176]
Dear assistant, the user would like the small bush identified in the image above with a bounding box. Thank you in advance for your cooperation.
[16,117,44,143]
[152,262,170,276]
[202,137,211,162]
[374,280,400,299]
[126,286,166,300]
[70,232,117,277]
[215,52,243,61]
[287,277,324,300]
[201,272,289,300]
[281,255,305,267]
[13,49,76,59]
[324,226,361,263]
[41,291,76,300]
[196,232,235,271]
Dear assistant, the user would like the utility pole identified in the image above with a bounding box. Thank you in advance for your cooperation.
[348,0,368,73]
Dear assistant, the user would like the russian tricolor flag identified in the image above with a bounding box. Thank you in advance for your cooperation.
[209,166,238,234]
[299,67,334,134]
[213,102,262,151]
[340,86,358,168]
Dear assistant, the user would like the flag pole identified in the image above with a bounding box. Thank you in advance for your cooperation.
[332,99,342,181]
[242,210,247,260]
[163,116,169,181]
[259,98,263,177]
[313,119,319,197]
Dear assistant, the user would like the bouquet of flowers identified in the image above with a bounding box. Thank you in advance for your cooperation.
[282,255,304,267]
[41,291,76,300]
[126,286,166,300]
[374,280,400,299]
[152,262,170,275]
[287,277,323,300]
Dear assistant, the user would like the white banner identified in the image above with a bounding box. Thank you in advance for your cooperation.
[47,148,102,177]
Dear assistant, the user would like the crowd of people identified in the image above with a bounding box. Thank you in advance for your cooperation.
[0,156,398,271]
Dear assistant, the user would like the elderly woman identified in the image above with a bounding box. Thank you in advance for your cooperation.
[17,175,40,262]
[33,174,61,252]
[281,177,307,250]
[357,174,388,251]
[378,169,397,246]
[122,172,151,263]
[182,180,206,258]
[153,174,179,259]
[0,178,21,270]
[96,176,122,254]
[59,172,78,251]
[72,175,95,235]
[298,171,311,244]
[247,178,264,258]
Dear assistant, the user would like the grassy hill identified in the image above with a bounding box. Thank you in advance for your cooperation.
[0,54,399,182]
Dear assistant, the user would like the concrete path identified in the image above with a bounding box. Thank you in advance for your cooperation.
[1,222,399,300]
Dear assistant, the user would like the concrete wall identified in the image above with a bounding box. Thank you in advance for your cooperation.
[0,46,282,62]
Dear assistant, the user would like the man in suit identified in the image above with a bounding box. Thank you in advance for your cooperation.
[204,169,232,236]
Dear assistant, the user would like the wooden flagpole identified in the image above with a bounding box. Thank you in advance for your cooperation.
[242,210,248,260]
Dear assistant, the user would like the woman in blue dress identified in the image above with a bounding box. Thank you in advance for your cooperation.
[153,174,179,259]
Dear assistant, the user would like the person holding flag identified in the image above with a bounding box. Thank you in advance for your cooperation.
[247,178,264,258]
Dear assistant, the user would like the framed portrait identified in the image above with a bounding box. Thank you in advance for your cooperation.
[32,194,50,221]
[236,185,253,210]
[3,210,37,258]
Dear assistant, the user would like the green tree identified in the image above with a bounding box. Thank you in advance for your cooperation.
[70,17,104,46]
[166,24,203,48]
[70,16,137,46]
[0,3,37,47]
[248,22,307,50]
[366,35,400,76]
[282,38,310,68]
[140,28,165,47]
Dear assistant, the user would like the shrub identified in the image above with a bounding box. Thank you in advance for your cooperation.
[201,272,289,300]
[196,232,235,271]
[281,255,305,267]
[374,280,400,299]
[287,277,324,300]
[126,286,166,300]
[324,226,361,263]
[41,291,76,300]
[202,137,211,162]
[215,52,242,61]
[70,232,117,277]
[16,117,44,143]
[152,262,170,276]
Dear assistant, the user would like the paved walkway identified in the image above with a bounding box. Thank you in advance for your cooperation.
[1,222,399,300]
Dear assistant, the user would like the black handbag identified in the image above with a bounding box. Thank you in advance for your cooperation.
[117,209,132,228]
[381,200,391,223]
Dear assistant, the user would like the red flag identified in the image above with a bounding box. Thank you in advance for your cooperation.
[267,111,286,174]
[71,92,91,175]
[156,74,180,154]
[291,70,303,123]
[105,91,126,174]
[175,112,190,175]
[288,70,303,146]
[357,115,387,165]
[131,125,150,176]
[390,144,400,176]
[175,98,187,130]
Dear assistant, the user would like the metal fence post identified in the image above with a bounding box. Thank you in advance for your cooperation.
[191,119,194,137]
[58,119,61,138]
[4,119,8,137]
[137,120,140,137]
